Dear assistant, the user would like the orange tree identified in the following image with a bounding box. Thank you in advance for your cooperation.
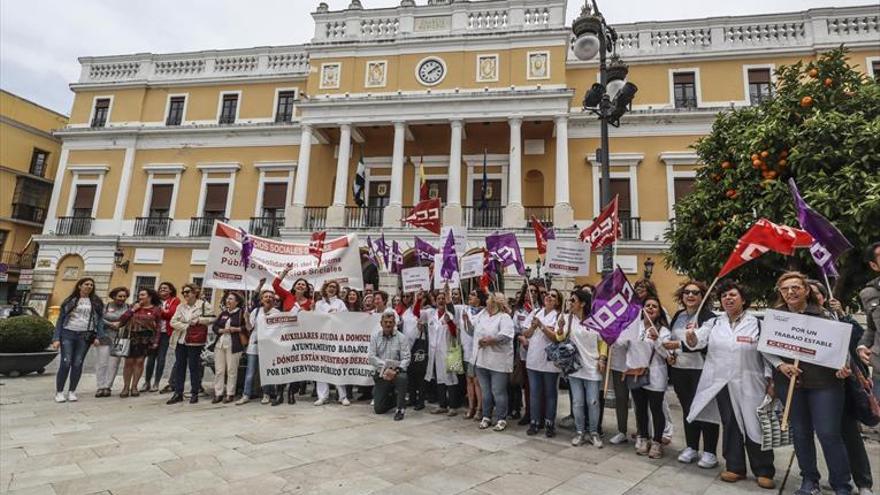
[665,47,880,304]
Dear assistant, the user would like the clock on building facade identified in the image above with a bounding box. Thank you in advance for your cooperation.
[416,57,446,86]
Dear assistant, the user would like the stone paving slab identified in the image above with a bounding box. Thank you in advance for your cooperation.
[1,372,879,495]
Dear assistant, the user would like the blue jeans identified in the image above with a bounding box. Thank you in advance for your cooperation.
[569,376,601,434]
[56,328,92,392]
[776,381,852,492]
[144,332,170,387]
[476,367,509,422]
[242,353,272,398]
[527,369,559,426]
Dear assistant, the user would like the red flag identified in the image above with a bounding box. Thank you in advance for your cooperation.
[309,231,326,267]
[531,216,550,255]
[717,218,814,278]
[579,195,621,250]
[404,198,441,234]
[479,249,491,293]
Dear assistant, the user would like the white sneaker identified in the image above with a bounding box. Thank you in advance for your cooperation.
[492,420,508,432]
[479,417,491,429]
[260,395,270,405]
[678,447,699,464]
[857,487,874,495]
[590,433,604,449]
[697,452,718,469]
[54,392,67,403]
[235,396,250,405]
[67,391,78,402]
[609,432,628,444]
[313,398,327,406]
[571,432,586,446]
[341,398,351,406]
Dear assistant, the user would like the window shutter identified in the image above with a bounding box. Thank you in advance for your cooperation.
[674,178,696,202]
[673,72,695,84]
[748,69,771,84]
[73,185,97,210]
[262,183,287,209]
[204,184,229,213]
[150,184,173,210]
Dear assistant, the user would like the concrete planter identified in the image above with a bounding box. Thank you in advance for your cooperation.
[0,351,58,377]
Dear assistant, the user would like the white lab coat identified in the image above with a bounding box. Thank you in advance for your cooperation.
[425,306,459,385]
[472,310,515,373]
[685,313,770,444]
[315,297,347,314]
[400,305,421,345]
[616,319,670,392]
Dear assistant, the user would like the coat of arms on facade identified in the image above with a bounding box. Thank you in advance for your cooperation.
[477,55,498,82]
[321,63,341,89]
[366,61,387,87]
[528,52,549,79]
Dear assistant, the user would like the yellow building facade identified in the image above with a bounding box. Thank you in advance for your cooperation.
[33,1,880,307]
[0,90,68,302]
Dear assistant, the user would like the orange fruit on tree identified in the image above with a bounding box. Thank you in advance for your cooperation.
[760,150,770,158]
[824,78,833,87]
[801,96,814,108]
[725,189,738,199]
[751,153,760,162]
[721,161,733,169]
[767,170,778,179]
[808,68,819,78]
[752,159,763,168]
[780,149,788,158]
[778,159,787,167]
[760,162,768,171]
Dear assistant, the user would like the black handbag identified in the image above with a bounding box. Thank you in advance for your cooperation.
[845,364,880,427]
[408,326,429,376]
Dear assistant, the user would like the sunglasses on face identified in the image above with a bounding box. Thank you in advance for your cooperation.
[682,290,702,296]
[182,290,191,294]
[779,285,804,293]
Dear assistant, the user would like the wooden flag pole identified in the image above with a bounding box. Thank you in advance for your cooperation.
[603,346,613,399]
[693,276,720,318]
[780,358,799,431]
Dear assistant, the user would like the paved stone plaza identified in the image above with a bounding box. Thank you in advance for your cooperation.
[1,371,878,495]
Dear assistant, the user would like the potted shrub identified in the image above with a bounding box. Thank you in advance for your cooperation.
[0,315,58,377]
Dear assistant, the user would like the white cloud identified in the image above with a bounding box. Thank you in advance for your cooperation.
[0,0,870,115]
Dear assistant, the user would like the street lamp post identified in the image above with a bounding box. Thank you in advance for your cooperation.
[572,1,638,278]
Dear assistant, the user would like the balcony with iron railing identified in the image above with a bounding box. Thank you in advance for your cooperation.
[134,217,171,237]
[524,206,554,228]
[11,203,47,224]
[189,216,227,237]
[249,216,283,237]
[55,216,93,236]
[345,207,384,229]
[303,207,327,231]
[463,206,503,229]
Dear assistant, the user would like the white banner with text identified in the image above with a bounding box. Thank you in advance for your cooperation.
[757,309,850,369]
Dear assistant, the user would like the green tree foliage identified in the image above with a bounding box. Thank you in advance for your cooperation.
[665,47,880,304]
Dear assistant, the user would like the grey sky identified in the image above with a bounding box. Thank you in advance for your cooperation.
[0,0,871,115]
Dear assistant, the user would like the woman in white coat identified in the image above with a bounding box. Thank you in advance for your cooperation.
[459,289,485,420]
[685,279,775,490]
[470,292,515,431]
[425,289,460,416]
[617,295,670,459]
[314,280,349,406]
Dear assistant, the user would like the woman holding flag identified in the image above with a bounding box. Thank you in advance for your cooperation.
[617,295,670,459]
[560,288,606,447]
[512,282,537,425]
[684,279,775,489]
[271,268,313,405]
[459,289,486,420]
[523,289,563,437]
[425,288,460,416]
[763,272,852,495]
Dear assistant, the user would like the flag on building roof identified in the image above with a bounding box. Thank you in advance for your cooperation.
[353,151,366,207]
[404,197,442,235]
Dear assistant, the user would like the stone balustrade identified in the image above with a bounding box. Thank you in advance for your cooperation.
[568,5,879,62]
[76,46,309,86]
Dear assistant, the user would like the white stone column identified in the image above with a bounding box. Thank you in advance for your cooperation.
[43,145,70,234]
[443,119,463,226]
[383,121,406,227]
[286,124,313,228]
[503,117,525,228]
[113,141,137,224]
[553,115,574,228]
[327,124,352,227]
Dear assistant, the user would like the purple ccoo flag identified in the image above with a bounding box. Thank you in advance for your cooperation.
[375,233,390,269]
[414,236,439,264]
[583,267,642,345]
[440,231,458,279]
[365,235,378,266]
[239,228,254,270]
[391,241,404,274]
[486,232,526,276]
[788,179,852,277]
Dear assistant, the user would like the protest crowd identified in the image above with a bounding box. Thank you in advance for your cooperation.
[47,195,880,495]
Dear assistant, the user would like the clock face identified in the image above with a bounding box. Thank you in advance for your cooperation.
[417,58,445,86]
